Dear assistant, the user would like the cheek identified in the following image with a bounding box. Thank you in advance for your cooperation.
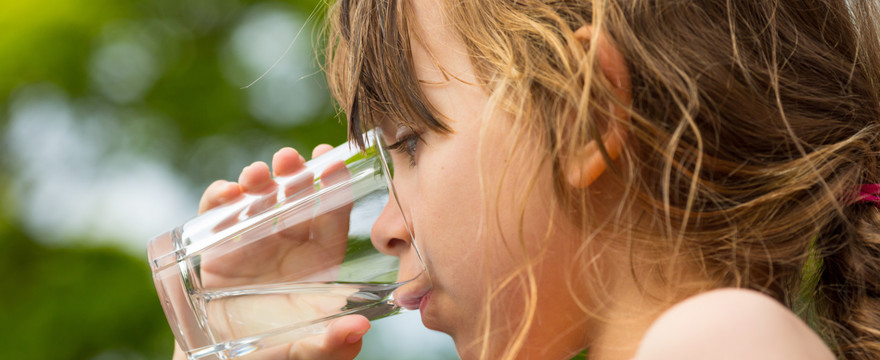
[468,126,563,281]
[412,138,541,275]
[414,150,481,255]
[409,141,492,295]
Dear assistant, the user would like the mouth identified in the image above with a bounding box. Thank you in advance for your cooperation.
[395,276,433,310]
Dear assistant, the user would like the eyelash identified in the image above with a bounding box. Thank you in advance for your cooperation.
[387,132,421,167]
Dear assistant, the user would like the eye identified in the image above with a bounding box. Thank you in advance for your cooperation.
[387,128,421,167]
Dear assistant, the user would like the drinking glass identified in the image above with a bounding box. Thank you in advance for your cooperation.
[147,129,424,360]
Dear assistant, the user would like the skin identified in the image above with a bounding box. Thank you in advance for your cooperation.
[181,1,838,359]
[635,289,835,360]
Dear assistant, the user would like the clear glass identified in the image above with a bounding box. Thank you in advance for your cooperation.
[147,129,424,360]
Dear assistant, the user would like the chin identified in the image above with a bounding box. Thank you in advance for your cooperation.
[420,307,468,348]
[417,293,472,347]
[419,307,443,331]
[419,305,460,337]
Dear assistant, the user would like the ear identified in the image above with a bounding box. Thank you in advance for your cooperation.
[566,25,631,189]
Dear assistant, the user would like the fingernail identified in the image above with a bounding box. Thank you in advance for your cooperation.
[345,331,367,344]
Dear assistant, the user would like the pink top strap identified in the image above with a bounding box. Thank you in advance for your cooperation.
[857,184,880,206]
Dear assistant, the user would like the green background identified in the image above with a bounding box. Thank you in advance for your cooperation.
[0,0,457,358]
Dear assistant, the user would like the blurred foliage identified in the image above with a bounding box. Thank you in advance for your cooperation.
[0,0,348,159]
[0,0,351,359]
[0,222,171,359]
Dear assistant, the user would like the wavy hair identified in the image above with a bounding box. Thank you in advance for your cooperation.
[325,0,880,358]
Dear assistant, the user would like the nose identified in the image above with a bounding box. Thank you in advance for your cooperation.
[370,191,413,257]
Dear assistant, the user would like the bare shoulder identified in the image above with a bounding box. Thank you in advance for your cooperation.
[634,288,834,360]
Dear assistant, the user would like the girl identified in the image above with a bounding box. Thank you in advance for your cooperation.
[185,0,880,359]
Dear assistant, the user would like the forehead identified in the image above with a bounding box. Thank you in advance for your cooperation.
[368,0,480,137]
[408,1,476,85]
[337,0,452,145]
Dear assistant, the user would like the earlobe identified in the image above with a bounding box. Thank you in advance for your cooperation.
[566,25,631,189]
[565,124,626,188]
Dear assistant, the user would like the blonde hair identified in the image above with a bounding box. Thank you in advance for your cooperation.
[325,0,880,359]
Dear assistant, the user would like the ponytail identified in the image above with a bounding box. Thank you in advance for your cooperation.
[816,181,880,359]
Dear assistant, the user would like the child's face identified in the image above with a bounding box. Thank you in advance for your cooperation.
[372,1,592,355]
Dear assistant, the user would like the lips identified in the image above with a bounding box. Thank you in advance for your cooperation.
[418,290,431,311]
[395,274,433,310]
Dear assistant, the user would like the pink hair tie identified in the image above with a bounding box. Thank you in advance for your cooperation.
[857,184,880,206]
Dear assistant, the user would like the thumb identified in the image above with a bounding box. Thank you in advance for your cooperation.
[287,315,371,360]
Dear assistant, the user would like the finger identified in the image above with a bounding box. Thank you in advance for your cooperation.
[272,147,314,198]
[282,171,315,199]
[265,149,318,254]
[276,171,316,241]
[239,161,282,217]
[287,315,370,360]
[325,314,371,348]
[309,160,353,255]
[172,341,187,360]
[312,144,334,160]
[239,161,275,194]
[273,147,307,177]
[198,180,243,214]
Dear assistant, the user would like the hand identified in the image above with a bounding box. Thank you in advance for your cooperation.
[171,145,369,360]
[199,145,353,287]
[171,315,369,360]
